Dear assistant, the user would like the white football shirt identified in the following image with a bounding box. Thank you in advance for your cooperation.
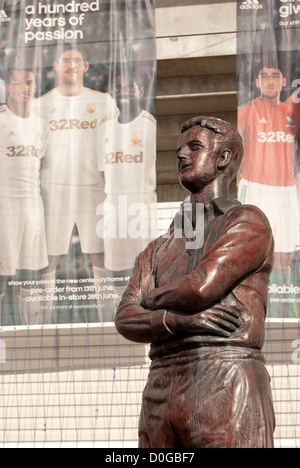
[32,88,119,187]
[0,105,48,198]
[97,111,157,194]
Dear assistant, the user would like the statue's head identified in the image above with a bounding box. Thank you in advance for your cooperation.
[177,116,244,194]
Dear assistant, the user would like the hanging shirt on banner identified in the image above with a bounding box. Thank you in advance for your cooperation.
[97,111,157,267]
[97,73,157,315]
[97,111,157,195]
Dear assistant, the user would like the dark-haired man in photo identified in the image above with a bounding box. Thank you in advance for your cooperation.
[237,63,300,316]
[0,68,48,325]
[116,116,275,448]
[32,46,119,323]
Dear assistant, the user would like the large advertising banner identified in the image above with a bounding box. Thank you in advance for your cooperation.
[237,0,300,318]
[0,0,157,326]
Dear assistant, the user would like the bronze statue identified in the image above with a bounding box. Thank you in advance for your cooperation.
[115,116,275,448]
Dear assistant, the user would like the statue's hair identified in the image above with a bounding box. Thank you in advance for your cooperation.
[181,116,244,182]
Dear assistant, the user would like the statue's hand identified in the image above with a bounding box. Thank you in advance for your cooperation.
[166,307,241,338]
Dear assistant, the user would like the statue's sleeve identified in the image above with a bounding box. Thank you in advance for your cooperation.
[142,206,273,314]
[115,240,174,344]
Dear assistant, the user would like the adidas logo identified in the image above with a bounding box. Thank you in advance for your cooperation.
[259,118,268,124]
[240,0,263,10]
[0,10,11,22]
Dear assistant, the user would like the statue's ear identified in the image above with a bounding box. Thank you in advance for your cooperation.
[217,149,232,171]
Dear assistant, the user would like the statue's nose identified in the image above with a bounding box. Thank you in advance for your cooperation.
[177,153,188,161]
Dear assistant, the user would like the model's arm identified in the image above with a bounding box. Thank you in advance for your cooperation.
[142,206,273,314]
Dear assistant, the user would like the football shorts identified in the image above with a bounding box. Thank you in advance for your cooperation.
[0,195,48,276]
[42,184,106,256]
[238,179,299,253]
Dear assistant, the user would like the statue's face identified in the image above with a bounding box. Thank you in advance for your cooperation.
[177,126,221,193]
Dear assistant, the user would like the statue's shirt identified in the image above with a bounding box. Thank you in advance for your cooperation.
[115,198,274,360]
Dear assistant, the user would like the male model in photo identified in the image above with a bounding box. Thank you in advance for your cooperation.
[286,82,300,294]
[97,73,157,319]
[0,68,48,325]
[32,45,119,323]
[237,63,300,315]
[115,116,275,448]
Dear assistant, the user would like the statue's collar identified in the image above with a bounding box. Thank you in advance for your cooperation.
[179,197,241,232]
[182,196,241,215]
[210,197,241,214]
